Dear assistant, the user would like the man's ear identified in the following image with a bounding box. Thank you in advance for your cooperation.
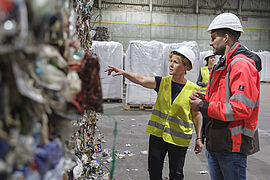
[224,34,229,43]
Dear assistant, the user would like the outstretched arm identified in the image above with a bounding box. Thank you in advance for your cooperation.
[105,66,156,89]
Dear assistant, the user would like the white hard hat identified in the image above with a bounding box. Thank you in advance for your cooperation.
[207,13,244,33]
[204,50,215,60]
[173,46,195,67]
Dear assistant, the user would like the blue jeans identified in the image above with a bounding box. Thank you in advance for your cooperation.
[148,135,188,180]
[205,150,247,180]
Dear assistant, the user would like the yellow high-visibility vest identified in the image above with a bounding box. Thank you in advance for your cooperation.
[200,66,210,94]
[146,76,200,147]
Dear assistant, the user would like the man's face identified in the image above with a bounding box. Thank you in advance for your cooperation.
[210,32,226,55]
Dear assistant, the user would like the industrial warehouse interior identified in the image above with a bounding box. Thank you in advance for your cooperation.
[0,0,270,180]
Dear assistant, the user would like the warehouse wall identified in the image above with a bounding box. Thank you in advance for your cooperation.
[92,0,270,51]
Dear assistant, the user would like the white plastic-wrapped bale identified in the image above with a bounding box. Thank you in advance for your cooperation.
[125,40,201,105]
[255,51,270,82]
[125,41,165,105]
[92,41,123,99]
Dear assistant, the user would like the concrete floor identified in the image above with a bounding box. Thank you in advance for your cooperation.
[94,83,270,180]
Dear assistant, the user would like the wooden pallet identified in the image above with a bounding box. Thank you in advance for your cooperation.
[103,98,122,103]
[125,104,154,110]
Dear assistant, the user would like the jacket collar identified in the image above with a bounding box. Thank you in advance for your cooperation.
[214,42,241,71]
[225,42,241,64]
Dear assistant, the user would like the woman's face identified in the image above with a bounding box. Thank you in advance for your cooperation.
[169,54,187,76]
[208,55,215,66]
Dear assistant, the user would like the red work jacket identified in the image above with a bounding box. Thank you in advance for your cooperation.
[203,43,261,155]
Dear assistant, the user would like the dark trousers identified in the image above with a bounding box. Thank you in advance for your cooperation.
[148,135,188,180]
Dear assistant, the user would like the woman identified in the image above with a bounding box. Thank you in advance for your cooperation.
[196,51,215,94]
[105,46,203,180]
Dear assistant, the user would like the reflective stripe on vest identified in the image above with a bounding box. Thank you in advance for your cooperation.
[225,57,258,122]
[152,109,193,129]
[148,120,165,130]
[147,120,192,139]
[164,127,192,139]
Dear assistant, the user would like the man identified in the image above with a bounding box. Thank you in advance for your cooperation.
[189,12,261,180]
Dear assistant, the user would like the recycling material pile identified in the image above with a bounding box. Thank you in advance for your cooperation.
[0,0,113,179]
[73,0,96,50]
[67,111,107,180]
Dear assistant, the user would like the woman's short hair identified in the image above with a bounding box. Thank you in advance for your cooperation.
[170,51,192,71]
